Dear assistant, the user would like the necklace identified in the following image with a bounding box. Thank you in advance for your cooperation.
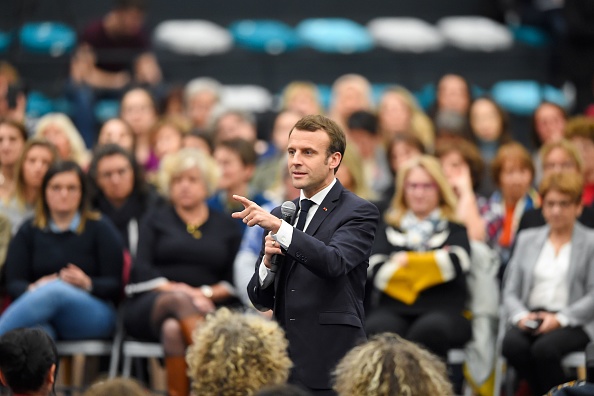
[186,216,207,239]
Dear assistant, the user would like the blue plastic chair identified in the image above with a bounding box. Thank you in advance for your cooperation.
[19,22,76,56]
[296,18,373,53]
[229,19,301,54]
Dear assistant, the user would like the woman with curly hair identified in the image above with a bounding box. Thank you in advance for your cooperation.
[333,332,453,396]
[186,307,292,396]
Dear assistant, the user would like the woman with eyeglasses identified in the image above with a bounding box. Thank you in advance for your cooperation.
[366,155,472,359]
[502,172,594,395]
[0,161,124,340]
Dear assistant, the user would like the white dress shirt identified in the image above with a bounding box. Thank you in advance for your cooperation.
[258,178,337,287]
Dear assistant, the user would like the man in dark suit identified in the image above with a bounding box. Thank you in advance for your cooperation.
[233,115,379,395]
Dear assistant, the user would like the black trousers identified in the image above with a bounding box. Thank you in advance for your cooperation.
[365,308,472,358]
[502,325,590,395]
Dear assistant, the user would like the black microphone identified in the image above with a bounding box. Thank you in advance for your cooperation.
[270,201,297,272]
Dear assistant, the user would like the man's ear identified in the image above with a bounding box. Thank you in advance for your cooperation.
[47,364,56,386]
[329,152,342,171]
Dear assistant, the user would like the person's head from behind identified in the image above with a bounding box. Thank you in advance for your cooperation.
[346,110,379,158]
[540,139,582,180]
[0,328,58,396]
[333,333,453,396]
[83,377,147,396]
[540,172,583,233]
[491,142,535,203]
[186,308,292,396]
[97,118,135,153]
[88,144,146,207]
[387,155,457,226]
[287,115,346,197]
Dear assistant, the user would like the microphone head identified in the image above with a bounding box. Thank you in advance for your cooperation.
[280,201,297,220]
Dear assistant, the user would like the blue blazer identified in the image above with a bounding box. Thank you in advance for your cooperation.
[248,180,380,390]
[503,222,594,340]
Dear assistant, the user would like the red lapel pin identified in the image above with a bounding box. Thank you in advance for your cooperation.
[323,207,328,211]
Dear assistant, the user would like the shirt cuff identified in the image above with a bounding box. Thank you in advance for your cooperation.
[273,220,293,249]
[511,311,529,325]
[258,260,275,288]
[555,313,569,327]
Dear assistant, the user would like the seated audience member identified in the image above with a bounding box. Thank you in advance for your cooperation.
[518,139,594,231]
[0,118,27,201]
[186,308,292,396]
[83,377,147,396]
[346,111,392,201]
[565,116,594,207]
[480,142,539,268]
[281,81,324,116]
[366,155,472,359]
[436,137,486,241]
[430,73,472,122]
[34,113,90,167]
[530,102,567,185]
[328,74,373,129]
[502,172,594,395]
[251,110,302,193]
[0,328,58,396]
[88,144,161,255]
[96,117,135,152]
[0,138,58,235]
[120,87,159,172]
[0,161,124,339]
[150,116,189,162]
[123,148,242,396]
[209,138,269,233]
[469,97,513,197]
[333,333,453,396]
[336,144,373,200]
[377,86,435,151]
[184,77,222,130]
[212,109,271,157]
[68,0,162,147]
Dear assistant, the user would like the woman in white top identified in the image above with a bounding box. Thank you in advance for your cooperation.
[502,172,594,395]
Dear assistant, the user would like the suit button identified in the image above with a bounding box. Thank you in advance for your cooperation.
[289,318,296,321]
[290,289,295,292]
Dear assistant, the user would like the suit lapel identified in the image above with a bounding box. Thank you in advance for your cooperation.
[304,181,343,236]
[567,223,585,300]
[522,226,549,302]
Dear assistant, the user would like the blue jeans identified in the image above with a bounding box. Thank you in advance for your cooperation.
[0,280,116,340]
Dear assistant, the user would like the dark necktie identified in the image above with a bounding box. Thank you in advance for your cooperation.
[295,199,314,231]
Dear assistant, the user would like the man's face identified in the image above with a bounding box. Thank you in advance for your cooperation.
[287,129,340,197]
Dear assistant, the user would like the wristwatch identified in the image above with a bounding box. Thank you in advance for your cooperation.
[200,285,214,299]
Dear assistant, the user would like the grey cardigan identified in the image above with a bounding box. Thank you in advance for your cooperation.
[503,222,594,340]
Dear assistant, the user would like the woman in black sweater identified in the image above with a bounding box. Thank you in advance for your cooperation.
[123,148,242,396]
[366,155,472,358]
[0,161,124,339]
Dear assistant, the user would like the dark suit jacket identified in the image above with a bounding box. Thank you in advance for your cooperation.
[248,180,380,390]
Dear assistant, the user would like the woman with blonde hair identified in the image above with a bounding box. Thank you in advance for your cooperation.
[123,148,242,396]
[366,155,472,359]
[187,307,292,396]
[281,81,324,116]
[333,332,454,396]
[0,118,27,201]
[378,86,435,151]
[34,113,89,166]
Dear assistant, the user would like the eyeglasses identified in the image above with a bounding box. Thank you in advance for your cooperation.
[543,162,576,171]
[98,166,131,180]
[405,182,437,191]
[47,184,81,194]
